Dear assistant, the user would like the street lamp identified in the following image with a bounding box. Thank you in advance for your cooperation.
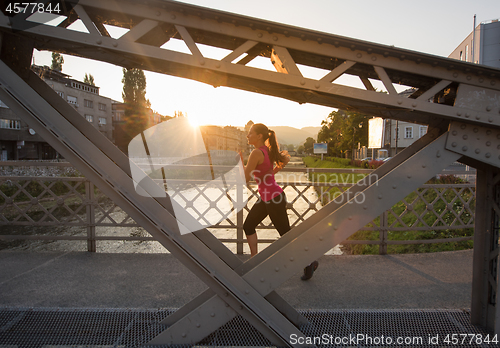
[351,122,362,161]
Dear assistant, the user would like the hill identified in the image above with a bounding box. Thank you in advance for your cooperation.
[272,126,321,145]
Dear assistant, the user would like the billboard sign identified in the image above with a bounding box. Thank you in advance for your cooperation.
[313,143,328,154]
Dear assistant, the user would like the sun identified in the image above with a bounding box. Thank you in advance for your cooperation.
[187,116,201,128]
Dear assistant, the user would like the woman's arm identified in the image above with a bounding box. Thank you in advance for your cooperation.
[239,149,263,183]
[272,153,290,174]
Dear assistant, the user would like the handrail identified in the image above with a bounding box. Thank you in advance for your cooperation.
[0,164,475,254]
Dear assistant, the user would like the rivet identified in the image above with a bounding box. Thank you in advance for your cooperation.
[182,333,187,338]
[371,56,377,61]
[197,323,201,327]
[300,80,306,85]
[476,115,481,120]
[462,146,468,151]
[422,165,426,168]
[275,267,279,272]
[473,128,479,133]
[290,257,294,261]
[363,205,368,210]
[319,236,324,241]
[348,216,352,220]
[465,113,470,118]
[171,14,176,19]
[350,44,356,50]
[96,39,102,44]
[378,195,383,199]
[463,135,468,140]
[112,42,118,47]
[492,81,496,86]
[479,78,484,83]
[486,153,491,158]
[317,38,322,43]
[156,10,161,16]
[260,278,265,282]
[486,141,491,146]
[397,99,403,105]
[272,36,278,41]
[487,106,492,112]
[315,83,320,89]
[211,313,215,317]
[475,149,481,154]
[467,75,472,80]
[245,290,249,294]
[452,130,458,136]
[487,130,492,135]
[334,41,340,47]
[412,102,417,107]
[257,33,263,38]
[407,174,412,178]
[457,111,462,116]
[451,142,457,147]
[392,185,397,189]
[240,305,243,310]
[334,226,338,230]
[400,55,405,60]
[200,60,205,66]
[356,53,362,58]
[305,246,309,251]
[489,118,494,123]
[453,73,459,78]
[460,124,467,129]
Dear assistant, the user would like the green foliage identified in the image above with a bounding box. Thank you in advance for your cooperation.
[83,73,95,86]
[303,156,475,254]
[317,110,370,157]
[303,137,315,154]
[121,68,151,142]
[51,52,64,71]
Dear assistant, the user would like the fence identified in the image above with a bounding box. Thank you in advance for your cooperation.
[0,161,475,255]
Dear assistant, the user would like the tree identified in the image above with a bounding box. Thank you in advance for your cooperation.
[84,73,95,86]
[51,52,64,71]
[303,137,315,154]
[297,145,305,155]
[317,110,370,157]
[286,144,295,151]
[121,68,150,145]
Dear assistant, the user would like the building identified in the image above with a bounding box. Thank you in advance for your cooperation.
[448,18,500,69]
[0,65,115,160]
[200,125,247,158]
[112,103,169,154]
[367,89,428,159]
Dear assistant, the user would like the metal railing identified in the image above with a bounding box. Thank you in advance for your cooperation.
[0,161,475,254]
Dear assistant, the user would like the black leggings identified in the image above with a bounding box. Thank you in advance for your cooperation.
[243,192,290,236]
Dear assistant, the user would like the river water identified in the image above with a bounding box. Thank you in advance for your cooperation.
[2,159,342,255]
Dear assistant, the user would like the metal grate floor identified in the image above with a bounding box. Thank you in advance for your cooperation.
[0,307,496,347]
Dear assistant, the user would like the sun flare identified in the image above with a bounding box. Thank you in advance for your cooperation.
[188,116,201,128]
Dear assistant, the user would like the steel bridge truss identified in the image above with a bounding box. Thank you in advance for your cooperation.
[1,0,500,345]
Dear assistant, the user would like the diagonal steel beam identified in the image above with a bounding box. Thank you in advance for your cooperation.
[156,126,463,343]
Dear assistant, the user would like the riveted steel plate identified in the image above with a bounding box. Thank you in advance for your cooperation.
[446,122,500,168]
[0,307,494,347]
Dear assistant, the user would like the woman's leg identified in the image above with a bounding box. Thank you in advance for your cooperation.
[266,192,290,236]
[243,199,268,257]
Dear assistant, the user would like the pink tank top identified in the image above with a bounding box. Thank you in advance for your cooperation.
[253,146,283,202]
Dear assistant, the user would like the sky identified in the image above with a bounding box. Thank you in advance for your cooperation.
[32,0,500,130]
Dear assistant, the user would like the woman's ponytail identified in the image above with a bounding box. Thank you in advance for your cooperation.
[253,124,289,167]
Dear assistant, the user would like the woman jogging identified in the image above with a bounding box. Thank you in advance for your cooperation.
[239,123,318,280]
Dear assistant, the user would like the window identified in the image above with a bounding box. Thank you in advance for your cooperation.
[0,118,20,130]
[98,103,106,111]
[395,127,400,139]
[419,126,428,138]
[98,117,107,125]
[459,51,463,61]
[405,126,413,139]
[84,99,94,108]
[85,115,94,123]
[465,45,469,62]
[67,95,77,105]
[55,91,64,98]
